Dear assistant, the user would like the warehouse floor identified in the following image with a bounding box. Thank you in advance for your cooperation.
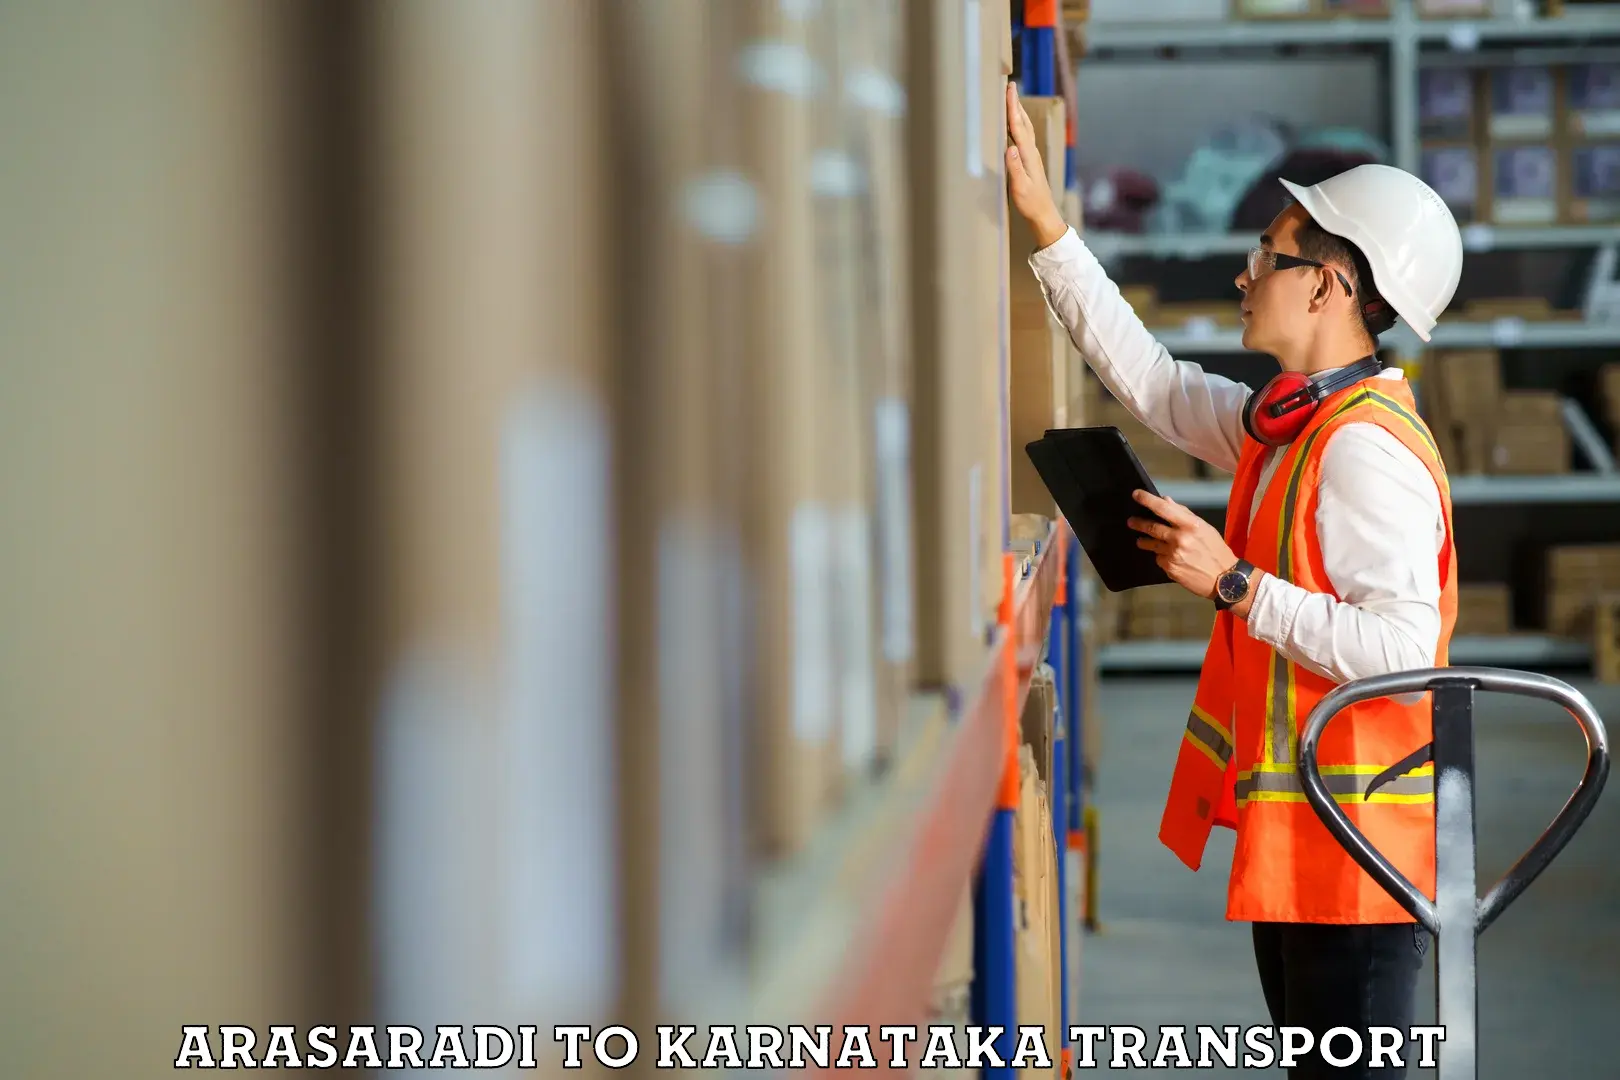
[1077,673,1620,1078]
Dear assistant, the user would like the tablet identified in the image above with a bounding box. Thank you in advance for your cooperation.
[1024,426,1174,592]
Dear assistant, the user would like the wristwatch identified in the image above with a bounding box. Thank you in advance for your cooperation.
[1214,559,1256,611]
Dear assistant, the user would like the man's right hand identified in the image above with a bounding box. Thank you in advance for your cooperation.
[1005,82,1069,250]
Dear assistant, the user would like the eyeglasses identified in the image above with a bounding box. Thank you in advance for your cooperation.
[1247,247,1354,297]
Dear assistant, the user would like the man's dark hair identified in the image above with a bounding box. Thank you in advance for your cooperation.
[1293,214,1394,341]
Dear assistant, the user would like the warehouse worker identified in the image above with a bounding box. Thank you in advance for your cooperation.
[1006,85,1462,1078]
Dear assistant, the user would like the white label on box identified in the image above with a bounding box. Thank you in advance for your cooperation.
[965,0,982,180]
[736,41,825,100]
[846,68,906,118]
[875,398,916,664]
[969,463,984,640]
[790,502,835,743]
[493,382,617,1014]
[810,149,866,198]
[835,507,879,771]
[681,170,760,245]
[1575,114,1620,138]
[655,514,729,1002]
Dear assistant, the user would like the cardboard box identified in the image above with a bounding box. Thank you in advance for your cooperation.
[1011,319,1072,517]
[1595,594,1620,685]
[980,19,1014,641]
[1489,422,1568,474]
[1544,545,1620,635]
[737,0,834,853]
[1456,583,1514,636]
[1013,743,1060,1080]
[847,0,916,766]
[1488,66,1559,142]
[1547,543,1620,590]
[907,0,998,689]
[1419,69,1479,142]
[1565,63,1620,139]
[1498,389,1564,427]
[1488,143,1560,225]
[1420,143,1482,224]
[1564,142,1620,224]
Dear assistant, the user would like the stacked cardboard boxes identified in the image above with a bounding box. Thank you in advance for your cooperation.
[908,0,1015,693]
[1121,583,1217,642]
[1600,363,1620,455]
[1090,393,1202,479]
[736,0,843,854]
[1420,349,1569,475]
[1455,583,1515,637]
[1544,544,1620,636]
[1419,59,1620,227]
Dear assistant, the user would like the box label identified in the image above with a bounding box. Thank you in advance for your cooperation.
[791,502,835,744]
[875,398,916,664]
[494,383,617,1013]
[965,0,983,179]
[834,507,878,771]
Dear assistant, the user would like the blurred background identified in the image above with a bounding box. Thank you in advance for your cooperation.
[2,1,1617,1078]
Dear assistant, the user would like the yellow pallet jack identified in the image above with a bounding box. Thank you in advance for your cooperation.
[1300,668,1610,1080]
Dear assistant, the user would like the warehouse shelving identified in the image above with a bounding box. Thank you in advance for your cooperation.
[1097,632,1592,673]
[1084,6,1620,55]
[1159,471,1620,510]
[1088,223,1620,262]
[1141,318,1620,355]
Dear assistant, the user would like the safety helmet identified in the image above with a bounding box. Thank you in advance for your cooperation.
[1279,164,1463,342]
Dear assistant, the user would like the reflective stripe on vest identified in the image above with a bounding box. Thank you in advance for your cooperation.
[1183,704,1234,770]
[1235,762,1436,805]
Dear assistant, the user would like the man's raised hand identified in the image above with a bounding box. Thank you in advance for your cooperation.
[1005,82,1068,249]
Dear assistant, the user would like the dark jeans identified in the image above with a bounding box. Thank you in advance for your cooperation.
[1252,921,1429,1079]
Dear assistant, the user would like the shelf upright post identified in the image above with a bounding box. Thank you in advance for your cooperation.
[975,554,1021,1080]
[1065,522,1083,840]
[1391,0,1420,174]
[1020,0,1058,96]
[1050,529,1072,1078]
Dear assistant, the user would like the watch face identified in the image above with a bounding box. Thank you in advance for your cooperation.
[1218,570,1248,604]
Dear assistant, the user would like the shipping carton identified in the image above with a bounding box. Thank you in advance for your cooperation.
[1456,583,1514,637]
[736,0,834,853]
[907,0,998,689]
[1565,63,1620,139]
[1488,143,1560,226]
[1488,66,1559,142]
[1564,142,1620,224]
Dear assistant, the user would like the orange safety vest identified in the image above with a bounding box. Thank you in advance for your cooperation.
[1159,378,1457,924]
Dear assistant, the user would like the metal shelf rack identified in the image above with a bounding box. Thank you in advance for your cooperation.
[1098,632,1592,673]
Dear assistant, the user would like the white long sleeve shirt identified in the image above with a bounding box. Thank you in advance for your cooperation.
[1029,227,1448,687]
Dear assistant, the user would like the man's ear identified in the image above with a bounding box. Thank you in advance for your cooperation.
[1312,267,1334,309]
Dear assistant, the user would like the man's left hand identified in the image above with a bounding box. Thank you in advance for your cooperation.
[1127,489,1239,602]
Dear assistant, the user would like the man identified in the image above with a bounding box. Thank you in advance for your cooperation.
[1005,84,1463,1078]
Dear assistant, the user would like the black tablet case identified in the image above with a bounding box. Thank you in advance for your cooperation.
[1024,426,1174,592]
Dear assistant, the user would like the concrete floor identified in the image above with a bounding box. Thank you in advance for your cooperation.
[1075,673,1620,1078]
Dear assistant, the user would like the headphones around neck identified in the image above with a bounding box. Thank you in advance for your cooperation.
[1241,355,1385,447]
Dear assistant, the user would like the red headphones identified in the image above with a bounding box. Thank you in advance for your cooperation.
[1241,355,1384,447]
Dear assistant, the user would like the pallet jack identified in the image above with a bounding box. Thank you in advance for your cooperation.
[1299,667,1610,1080]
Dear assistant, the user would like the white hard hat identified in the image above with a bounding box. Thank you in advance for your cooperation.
[1280,164,1463,342]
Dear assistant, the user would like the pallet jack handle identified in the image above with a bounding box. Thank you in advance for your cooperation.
[1298,667,1610,1080]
